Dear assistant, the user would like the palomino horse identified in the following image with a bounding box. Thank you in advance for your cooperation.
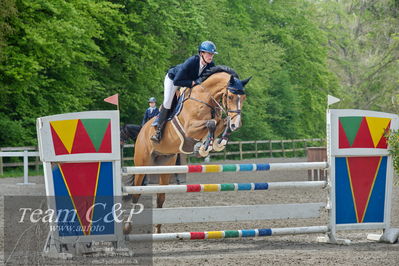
[131,66,251,233]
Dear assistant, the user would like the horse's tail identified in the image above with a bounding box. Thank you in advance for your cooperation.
[120,125,130,144]
[120,124,142,144]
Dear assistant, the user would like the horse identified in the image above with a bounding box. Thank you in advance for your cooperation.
[120,124,141,145]
[120,123,184,185]
[129,65,251,233]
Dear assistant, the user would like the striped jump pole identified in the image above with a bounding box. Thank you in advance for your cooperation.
[122,162,328,175]
[123,181,327,194]
[126,226,329,242]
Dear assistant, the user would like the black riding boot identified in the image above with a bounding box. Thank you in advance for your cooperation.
[151,107,170,143]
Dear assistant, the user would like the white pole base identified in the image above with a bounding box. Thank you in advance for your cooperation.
[317,235,351,245]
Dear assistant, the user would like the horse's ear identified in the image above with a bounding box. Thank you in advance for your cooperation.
[229,75,235,85]
[241,76,252,87]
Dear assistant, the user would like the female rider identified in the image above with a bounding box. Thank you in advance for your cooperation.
[151,41,218,143]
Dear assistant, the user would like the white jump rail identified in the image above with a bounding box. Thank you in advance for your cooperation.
[126,225,329,242]
[122,162,328,175]
[123,181,327,194]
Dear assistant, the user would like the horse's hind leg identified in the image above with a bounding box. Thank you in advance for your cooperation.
[132,174,146,203]
[155,155,177,234]
[132,150,152,203]
[154,173,172,234]
[123,173,147,234]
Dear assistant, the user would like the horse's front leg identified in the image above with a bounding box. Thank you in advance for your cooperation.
[198,119,216,157]
[213,118,232,152]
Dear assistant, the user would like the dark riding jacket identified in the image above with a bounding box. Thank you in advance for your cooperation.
[167,55,215,88]
[142,107,159,126]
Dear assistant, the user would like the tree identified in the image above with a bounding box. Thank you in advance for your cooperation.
[200,0,337,139]
[0,0,16,60]
[0,0,122,145]
[315,0,399,112]
[0,0,342,147]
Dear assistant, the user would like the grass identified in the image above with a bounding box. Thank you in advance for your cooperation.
[0,167,44,178]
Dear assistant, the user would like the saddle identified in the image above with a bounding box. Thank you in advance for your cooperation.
[151,89,185,126]
[167,89,186,121]
[151,88,201,153]
[173,88,201,154]
[168,88,201,154]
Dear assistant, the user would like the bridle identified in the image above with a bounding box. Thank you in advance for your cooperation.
[184,89,218,118]
[224,91,242,119]
[185,81,243,120]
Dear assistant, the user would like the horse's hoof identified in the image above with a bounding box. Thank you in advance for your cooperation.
[122,194,131,202]
[123,222,132,234]
[198,145,210,157]
[213,138,227,152]
[155,225,162,234]
[193,142,202,158]
[206,144,213,152]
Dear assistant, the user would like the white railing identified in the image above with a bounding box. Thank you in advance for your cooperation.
[0,138,325,184]
[0,147,39,185]
[121,138,325,164]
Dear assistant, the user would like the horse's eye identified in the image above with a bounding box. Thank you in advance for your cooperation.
[228,95,233,100]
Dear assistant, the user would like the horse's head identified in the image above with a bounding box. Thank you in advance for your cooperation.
[224,76,251,131]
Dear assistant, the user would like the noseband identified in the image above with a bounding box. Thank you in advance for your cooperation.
[225,90,242,119]
[211,87,243,119]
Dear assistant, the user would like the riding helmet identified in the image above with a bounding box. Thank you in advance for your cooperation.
[148,97,156,103]
[198,41,218,54]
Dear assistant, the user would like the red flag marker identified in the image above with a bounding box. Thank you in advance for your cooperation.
[104,94,119,106]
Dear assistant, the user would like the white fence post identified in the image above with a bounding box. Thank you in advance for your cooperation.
[0,149,39,185]
[17,149,35,185]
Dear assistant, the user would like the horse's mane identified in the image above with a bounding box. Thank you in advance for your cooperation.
[198,65,239,83]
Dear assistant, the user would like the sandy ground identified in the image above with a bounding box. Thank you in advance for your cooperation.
[1,157,398,265]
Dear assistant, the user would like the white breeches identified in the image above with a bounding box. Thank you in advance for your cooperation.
[163,74,179,109]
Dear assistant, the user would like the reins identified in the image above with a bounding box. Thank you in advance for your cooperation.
[182,80,242,120]
[182,84,225,118]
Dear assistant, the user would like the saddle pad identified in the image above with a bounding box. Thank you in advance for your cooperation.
[171,116,200,154]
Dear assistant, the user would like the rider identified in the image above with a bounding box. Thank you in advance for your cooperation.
[142,97,159,126]
[120,97,159,145]
[151,41,218,143]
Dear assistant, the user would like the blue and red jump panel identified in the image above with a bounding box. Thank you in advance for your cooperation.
[335,156,387,224]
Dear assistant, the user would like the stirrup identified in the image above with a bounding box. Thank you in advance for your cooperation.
[151,131,161,143]
[151,117,159,127]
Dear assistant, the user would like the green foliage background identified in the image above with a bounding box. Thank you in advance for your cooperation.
[387,130,399,175]
[0,0,398,147]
